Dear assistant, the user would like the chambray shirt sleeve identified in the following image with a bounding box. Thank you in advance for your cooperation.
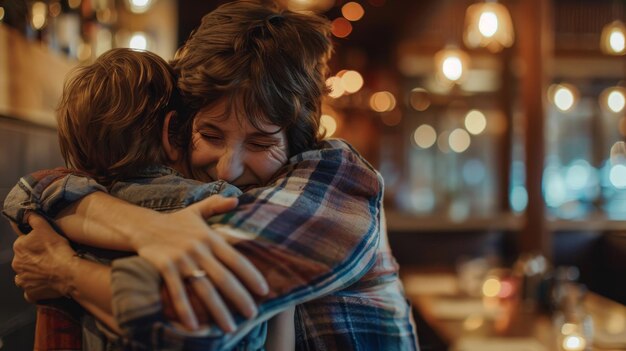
[2,168,106,233]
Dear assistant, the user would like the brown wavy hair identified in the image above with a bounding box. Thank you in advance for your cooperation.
[171,0,333,157]
[57,48,180,184]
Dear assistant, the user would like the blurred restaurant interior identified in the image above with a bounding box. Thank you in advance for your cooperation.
[2,0,626,350]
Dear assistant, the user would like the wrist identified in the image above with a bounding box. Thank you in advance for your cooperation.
[58,254,82,298]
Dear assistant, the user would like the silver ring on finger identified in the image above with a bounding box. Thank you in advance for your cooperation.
[184,269,207,282]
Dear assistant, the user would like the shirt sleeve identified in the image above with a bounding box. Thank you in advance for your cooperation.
[2,168,106,233]
[110,140,384,350]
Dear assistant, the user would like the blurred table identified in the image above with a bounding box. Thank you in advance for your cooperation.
[401,268,626,351]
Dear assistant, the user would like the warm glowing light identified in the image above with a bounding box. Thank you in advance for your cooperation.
[0,7,5,21]
[320,114,337,137]
[602,87,626,113]
[342,2,364,22]
[129,33,148,50]
[498,280,514,298]
[463,314,484,331]
[478,11,498,38]
[128,0,152,13]
[481,278,501,297]
[413,125,437,149]
[611,30,626,52]
[601,21,626,55]
[286,0,335,13]
[370,91,396,112]
[341,70,364,93]
[435,48,470,83]
[68,0,81,9]
[464,110,487,135]
[464,2,514,52]
[409,88,431,111]
[562,334,586,351]
[561,323,577,335]
[550,84,578,112]
[443,56,463,81]
[437,131,451,153]
[31,2,47,30]
[449,128,471,153]
[609,90,626,112]
[326,76,345,98]
[331,17,353,38]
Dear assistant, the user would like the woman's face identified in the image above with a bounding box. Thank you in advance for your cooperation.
[188,99,289,190]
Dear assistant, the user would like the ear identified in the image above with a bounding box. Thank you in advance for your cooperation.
[162,111,181,163]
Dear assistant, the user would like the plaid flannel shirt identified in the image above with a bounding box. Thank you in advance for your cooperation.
[3,139,418,350]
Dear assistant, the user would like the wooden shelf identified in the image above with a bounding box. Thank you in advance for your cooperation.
[0,24,76,127]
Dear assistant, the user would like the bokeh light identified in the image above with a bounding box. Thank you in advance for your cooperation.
[510,185,528,212]
[562,334,586,351]
[331,17,353,38]
[409,88,431,111]
[464,109,487,135]
[129,33,148,50]
[437,131,451,153]
[609,164,626,189]
[49,2,62,17]
[478,11,498,38]
[413,124,437,149]
[608,90,626,112]
[550,84,577,112]
[601,21,626,55]
[342,2,364,22]
[602,87,626,113]
[482,278,501,297]
[370,91,396,112]
[68,0,81,9]
[462,159,486,185]
[326,76,345,98]
[320,114,337,137]
[449,128,471,153]
[0,7,4,21]
[610,29,626,53]
[128,0,153,13]
[341,70,364,93]
[31,2,47,30]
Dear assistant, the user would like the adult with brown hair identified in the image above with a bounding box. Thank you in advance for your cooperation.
[5,1,419,350]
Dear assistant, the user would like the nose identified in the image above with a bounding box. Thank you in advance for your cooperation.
[216,147,244,183]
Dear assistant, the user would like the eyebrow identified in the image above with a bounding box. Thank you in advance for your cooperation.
[197,121,282,140]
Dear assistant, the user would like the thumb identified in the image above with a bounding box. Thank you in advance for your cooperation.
[27,213,52,231]
[189,195,238,219]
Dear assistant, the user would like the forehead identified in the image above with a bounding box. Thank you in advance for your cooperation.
[194,99,282,135]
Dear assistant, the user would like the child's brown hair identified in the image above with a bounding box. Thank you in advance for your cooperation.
[57,48,180,184]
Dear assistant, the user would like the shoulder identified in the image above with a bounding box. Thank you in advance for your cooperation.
[280,139,383,196]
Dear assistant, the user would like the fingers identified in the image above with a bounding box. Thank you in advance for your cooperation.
[210,235,269,297]
[192,245,258,319]
[26,213,50,230]
[186,273,237,333]
[160,261,199,331]
[190,195,238,219]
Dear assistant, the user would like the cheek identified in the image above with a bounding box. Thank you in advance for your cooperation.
[189,135,218,168]
[249,148,288,182]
